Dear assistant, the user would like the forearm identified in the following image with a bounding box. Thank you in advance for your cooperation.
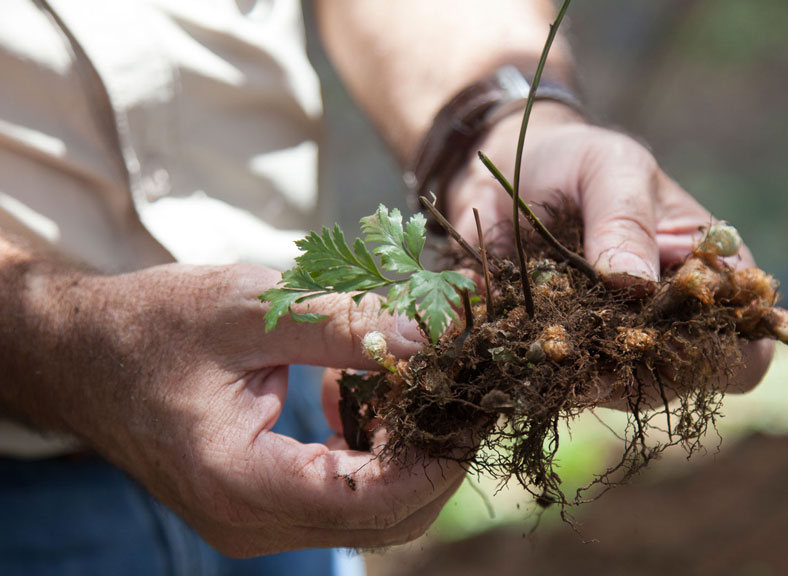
[315,0,574,164]
[0,234,108,433]
[0,233,168,469]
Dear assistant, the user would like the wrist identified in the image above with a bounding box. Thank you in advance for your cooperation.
[406,66,584,221]
[0,257,96,430]
[444,100,590,235]
[2,257,161,454]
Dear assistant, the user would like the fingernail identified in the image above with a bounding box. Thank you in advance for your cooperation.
[598,251,658,282]
[396,314,425,343]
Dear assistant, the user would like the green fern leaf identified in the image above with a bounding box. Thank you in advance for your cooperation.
[260,204,474,342]
[361,205,421,274]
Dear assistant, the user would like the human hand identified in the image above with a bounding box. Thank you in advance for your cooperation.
[444,102,773,393]
[53,264,465,556]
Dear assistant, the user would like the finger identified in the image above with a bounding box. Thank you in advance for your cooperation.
[578,134,661,282]
[652,174,759,270]
[321,368,344,435]
[651,174,714,267]
[252,431,467,534]
[449,175,506,242]
[646,177,773,392]
[229,365,290,433]
[728,338,774,394]
[324,435,347,450]
[261,291,425,369]
[307,447,466,533]
[210,469,465,556]
[291,472,466,550]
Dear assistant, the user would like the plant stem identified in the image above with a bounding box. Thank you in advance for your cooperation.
[473,208,495,322]
[419,195,498,274]
[413,311,430,341]
[452,289,475,358]
[519,237,536,317]
[479,151,598,282]
[510,0,573,308]
[512,0,572,212]
[461,289,474,334]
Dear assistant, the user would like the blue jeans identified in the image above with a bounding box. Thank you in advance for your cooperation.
[0,366,365,576]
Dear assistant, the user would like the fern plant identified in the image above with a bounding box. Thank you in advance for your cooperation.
[260,205,475,343]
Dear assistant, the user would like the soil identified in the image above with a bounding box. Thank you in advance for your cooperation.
[371,432,788,576]
[340,202,786,510]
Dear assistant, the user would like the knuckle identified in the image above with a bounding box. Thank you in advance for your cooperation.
[321,293,384,361]
[600,131,657,169]
[322,298,353,355]
[604,213,657,244]
[584,130,661,189]
[349,293,385,331]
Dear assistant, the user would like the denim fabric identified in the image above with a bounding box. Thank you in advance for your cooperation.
[0,365,365,576]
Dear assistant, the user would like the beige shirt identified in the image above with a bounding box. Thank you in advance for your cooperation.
[0,0,322,456]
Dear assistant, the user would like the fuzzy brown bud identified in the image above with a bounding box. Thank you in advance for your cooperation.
[728,268,778,306]
[673,257,724,306]
[617,327,658,352]
[540,325,571,362]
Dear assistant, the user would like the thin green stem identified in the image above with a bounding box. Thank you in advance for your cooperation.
[511,0,573,310]
[479,151,598,282]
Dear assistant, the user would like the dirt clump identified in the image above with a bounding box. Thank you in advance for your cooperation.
[339,201,787,511]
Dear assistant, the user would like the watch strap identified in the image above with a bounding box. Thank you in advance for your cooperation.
[405,65,582,218]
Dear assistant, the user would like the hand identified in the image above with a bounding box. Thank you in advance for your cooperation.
[37,264,465,556]
[444,102,773,392]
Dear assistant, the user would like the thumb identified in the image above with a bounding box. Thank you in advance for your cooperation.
[261,292,424,369]
[578,137,661,283]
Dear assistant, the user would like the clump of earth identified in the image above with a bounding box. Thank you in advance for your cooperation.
[339,201,787,510]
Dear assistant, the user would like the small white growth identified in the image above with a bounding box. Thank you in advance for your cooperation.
[700,221,742,257]
[362,331,388,361]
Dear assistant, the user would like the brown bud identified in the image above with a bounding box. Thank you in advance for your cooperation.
[540,325,571,362]
[673,257,724,306]
[617,327,658,352]
[728,268,778,306]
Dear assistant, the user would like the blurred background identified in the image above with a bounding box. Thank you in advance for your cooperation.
[304,1,788,574]
[305,0,788,291]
